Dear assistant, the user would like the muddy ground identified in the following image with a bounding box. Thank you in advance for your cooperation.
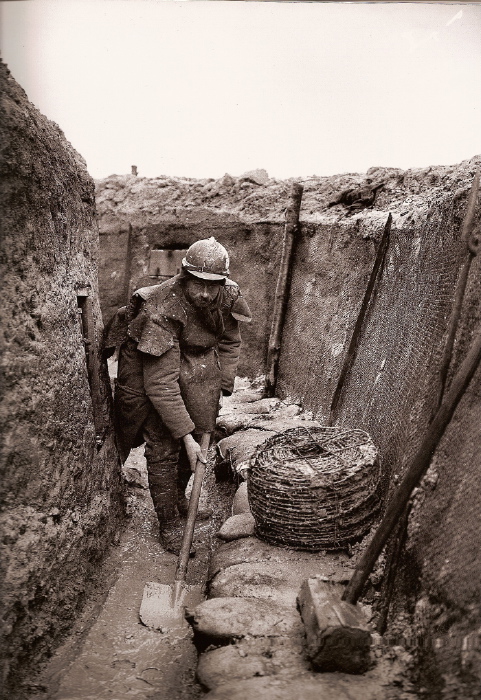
[26,447,235,700]
[24,379,419,700]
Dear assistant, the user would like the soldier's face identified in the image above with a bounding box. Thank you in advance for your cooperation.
[184,277,222,308]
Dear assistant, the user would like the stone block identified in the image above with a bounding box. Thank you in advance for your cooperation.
[217,513,255,541]
[275,403,302,418]
[209,559,351,607]
[226,389,265,404]
[239,168,269,185]
[202,673,389,699]
[197,636,308,690]
[209,562,296,606]
[208,537,351,580]
[297,578,372,674]
[209,537,276,578]
[232,482,250,515]
[197,642,269,690]
[185,597,304,644]
[217,430,275,471]
[216,413,254,436]
[249,417,322,433]
[218,399,279,419]
[238,398,280,414]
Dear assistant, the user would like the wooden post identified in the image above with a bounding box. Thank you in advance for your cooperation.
[123,223,133,304]
[265,183,303,397]
[329,213,392,424]
[77,287,106,446]
[433,170,479,414]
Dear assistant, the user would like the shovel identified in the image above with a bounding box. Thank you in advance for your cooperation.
[139,432,211,635]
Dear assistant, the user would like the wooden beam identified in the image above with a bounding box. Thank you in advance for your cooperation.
[297,578,371,674]
[265,183,303,397]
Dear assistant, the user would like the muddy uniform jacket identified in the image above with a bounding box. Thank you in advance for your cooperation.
[110,275,251,462]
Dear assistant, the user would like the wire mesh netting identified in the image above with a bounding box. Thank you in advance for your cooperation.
[335,212,464,489]
[280,189,479,505]
[277,173,481,686]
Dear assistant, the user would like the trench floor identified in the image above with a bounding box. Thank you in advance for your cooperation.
[31,448,235,700]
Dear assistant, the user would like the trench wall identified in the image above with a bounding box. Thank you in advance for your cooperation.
[0,63,124,697]
[96,158,480,696]
[387,236,481,698]
[278,164,481,698]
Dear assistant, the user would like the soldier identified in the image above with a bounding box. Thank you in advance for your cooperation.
[111,237,251,553]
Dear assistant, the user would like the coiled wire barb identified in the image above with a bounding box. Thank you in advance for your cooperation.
[248,426,381,551]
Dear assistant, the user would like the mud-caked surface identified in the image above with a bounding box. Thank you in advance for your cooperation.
[29,447,234,700]
[1,61,124,696]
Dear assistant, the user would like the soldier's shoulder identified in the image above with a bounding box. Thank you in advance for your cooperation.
[223,279,251,322]
[133,276,175,301]
[139,276,186,323]
[223,278,240,300]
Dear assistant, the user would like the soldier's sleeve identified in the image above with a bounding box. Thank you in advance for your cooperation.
[134,300,195,439]
[142,343,195,440]
[218,284,252,396]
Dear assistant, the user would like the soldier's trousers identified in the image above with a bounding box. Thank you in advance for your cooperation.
[142,410,201,527]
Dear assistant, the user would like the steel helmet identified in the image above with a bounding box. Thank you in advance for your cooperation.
[181,237,230,281]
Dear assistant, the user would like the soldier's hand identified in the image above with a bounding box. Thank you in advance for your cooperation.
[183,434,207,472]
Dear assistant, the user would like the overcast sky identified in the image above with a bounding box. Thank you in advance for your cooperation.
[1,1,480,179]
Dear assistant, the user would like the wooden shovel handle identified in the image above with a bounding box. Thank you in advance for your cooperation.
[175,432,211,582]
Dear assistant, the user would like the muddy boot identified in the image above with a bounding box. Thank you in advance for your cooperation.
[159,518,196,557]
[147,458,177,521]
[147,458,193,553]
[177,496,213,521]
[159,518,183,555]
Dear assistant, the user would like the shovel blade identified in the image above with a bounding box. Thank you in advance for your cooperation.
[139,581,204,633]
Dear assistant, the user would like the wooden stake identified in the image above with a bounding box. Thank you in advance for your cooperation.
[433,170,479,414]
[265,183,303,397]
[329,213,392,424]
